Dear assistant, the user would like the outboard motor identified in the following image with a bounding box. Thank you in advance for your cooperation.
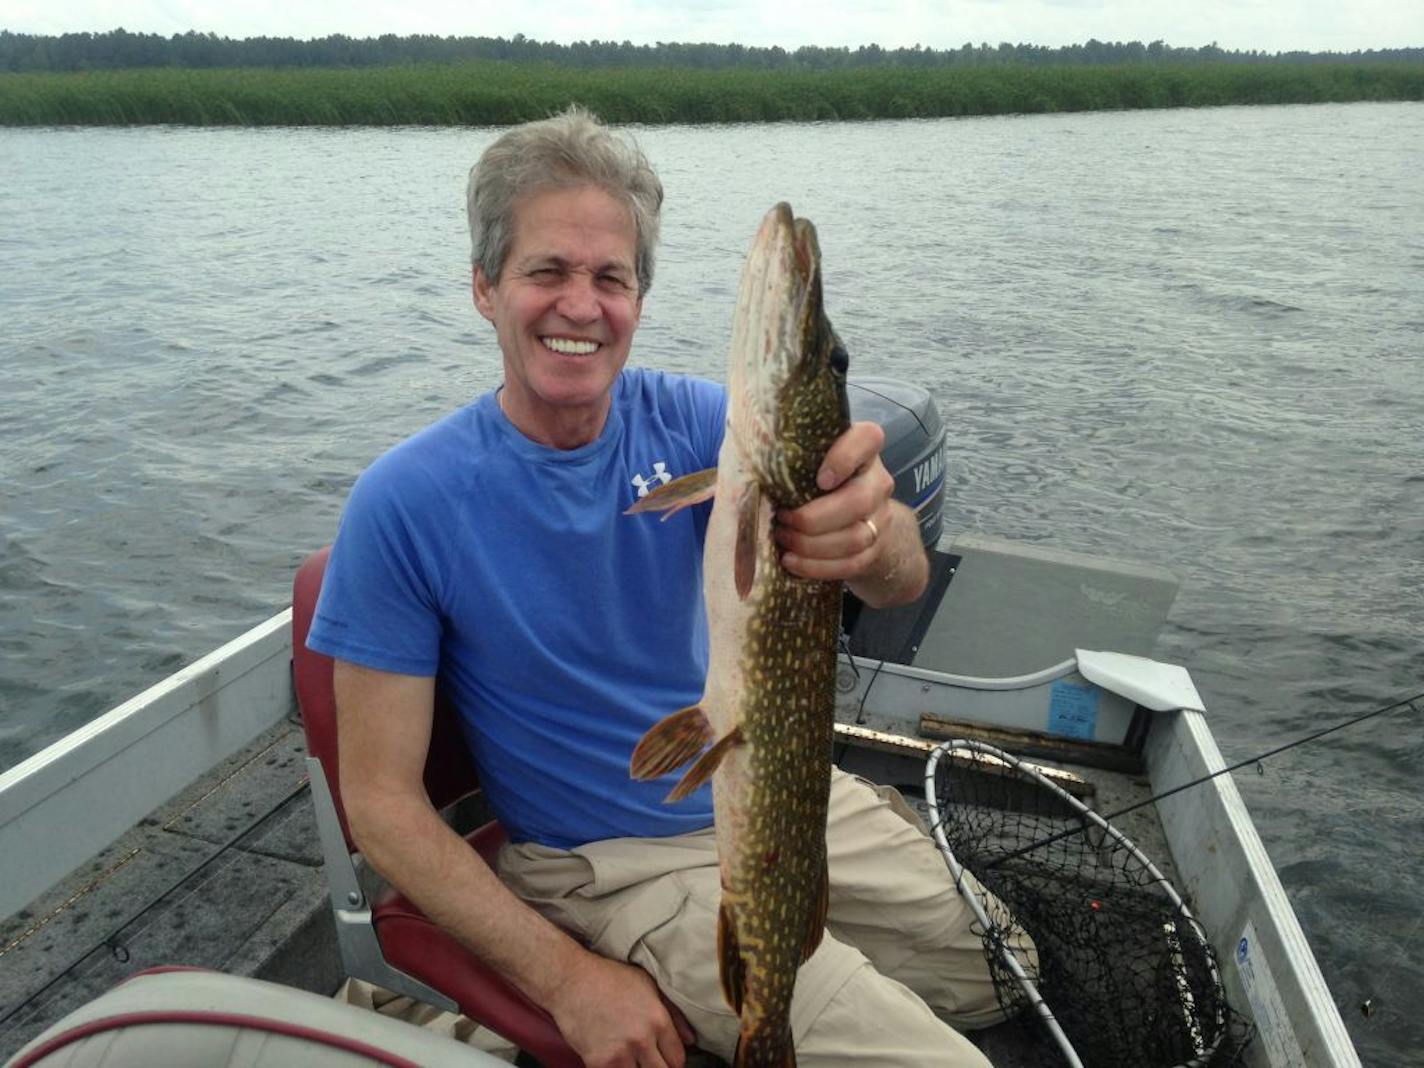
[842,376,949,654]
[848,376,946,550]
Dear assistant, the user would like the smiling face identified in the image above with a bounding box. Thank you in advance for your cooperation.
[474,184,644,449]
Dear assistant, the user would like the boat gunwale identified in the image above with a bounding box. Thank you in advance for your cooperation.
[0,609,296,920]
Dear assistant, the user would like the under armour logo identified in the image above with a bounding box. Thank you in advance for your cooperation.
[632,462,673,498]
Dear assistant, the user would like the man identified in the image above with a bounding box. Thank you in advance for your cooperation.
[308,107,1007,1068]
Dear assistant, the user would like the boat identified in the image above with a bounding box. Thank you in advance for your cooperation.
[0,377,1360,1066]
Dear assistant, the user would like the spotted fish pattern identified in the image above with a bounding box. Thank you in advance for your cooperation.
[628,202,850,1067]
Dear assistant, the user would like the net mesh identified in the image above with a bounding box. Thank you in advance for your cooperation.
[928,741,1250,1068]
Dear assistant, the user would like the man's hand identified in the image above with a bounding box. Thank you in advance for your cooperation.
[774,420,929,608]
[547,950,695,1068]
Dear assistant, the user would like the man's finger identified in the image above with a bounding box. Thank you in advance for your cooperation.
[660,993,696,1046]
[779,462,891,536]
[816,421,884,491]
[655,1025,688,1068]
[776,511,880,561]
[781,544,878,583]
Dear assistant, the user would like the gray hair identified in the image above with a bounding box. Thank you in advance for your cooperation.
[466,106,664,297]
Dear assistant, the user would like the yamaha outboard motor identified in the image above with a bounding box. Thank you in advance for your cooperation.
[848,376,946,550]
[842,376,949,649]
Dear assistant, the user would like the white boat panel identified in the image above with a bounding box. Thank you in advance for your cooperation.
[1075,648,1206,712]
[1146,708,1360,1068]
[0,610,296,919]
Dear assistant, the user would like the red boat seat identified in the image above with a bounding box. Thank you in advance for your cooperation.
[292,547,583,1068]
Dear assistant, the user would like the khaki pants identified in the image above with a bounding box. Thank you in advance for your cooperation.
[498,769,1024,1066]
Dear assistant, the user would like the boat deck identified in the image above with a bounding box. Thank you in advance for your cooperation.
[0,718,329,1062]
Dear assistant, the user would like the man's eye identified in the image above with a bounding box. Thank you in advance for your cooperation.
[598,273,632,291]
[530,267,563,280]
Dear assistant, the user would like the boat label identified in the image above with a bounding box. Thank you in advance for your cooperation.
[1047,681,1098,739]
[1235,920,1309,1068]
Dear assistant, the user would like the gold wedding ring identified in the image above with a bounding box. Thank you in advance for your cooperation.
[861,516,879,544]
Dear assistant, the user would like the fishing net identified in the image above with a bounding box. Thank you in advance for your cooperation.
[925,740,1247,1068]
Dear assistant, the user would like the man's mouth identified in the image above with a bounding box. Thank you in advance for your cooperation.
[542,337,601,355]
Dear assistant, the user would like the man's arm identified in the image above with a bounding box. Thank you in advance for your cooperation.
[774,421,931,608]
[334,660,693,1068]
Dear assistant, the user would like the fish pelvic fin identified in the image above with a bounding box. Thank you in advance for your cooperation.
[630,705,713,781]
[665,725,743,803]
[803,855,829,964]
[734,485,764,600]
[718,900,745,1015]
[624,467,718,520]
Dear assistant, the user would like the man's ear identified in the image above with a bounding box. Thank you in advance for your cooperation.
[473,265,496,322]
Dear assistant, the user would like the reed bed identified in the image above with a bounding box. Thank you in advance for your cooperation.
[1,61,1420,126]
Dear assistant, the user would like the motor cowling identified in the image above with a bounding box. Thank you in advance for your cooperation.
[848,377,946,550]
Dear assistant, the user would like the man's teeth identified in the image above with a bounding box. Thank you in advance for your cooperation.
[543,337,600,355]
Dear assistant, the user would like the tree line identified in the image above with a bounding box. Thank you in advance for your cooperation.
[2,28,1421,74]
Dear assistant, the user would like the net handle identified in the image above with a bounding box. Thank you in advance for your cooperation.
[924,743,1086,1068]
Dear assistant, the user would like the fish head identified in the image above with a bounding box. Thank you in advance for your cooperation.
[729,202,851,507]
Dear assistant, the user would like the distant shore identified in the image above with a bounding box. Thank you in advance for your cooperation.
[1,61,1420,126]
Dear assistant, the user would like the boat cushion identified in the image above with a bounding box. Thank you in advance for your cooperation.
[4,969,508,1068]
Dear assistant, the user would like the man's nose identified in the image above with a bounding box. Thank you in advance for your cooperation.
[555,272,601,321]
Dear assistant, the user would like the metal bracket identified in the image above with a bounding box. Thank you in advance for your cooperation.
[305,756,459,1012]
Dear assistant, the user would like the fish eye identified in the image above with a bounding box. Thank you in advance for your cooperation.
[829,338,849,375]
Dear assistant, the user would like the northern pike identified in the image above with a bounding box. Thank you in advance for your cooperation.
[628,202,850,1067]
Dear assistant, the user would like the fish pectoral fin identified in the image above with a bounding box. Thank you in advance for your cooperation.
[718,900,745,1015]
[802,856,829,963]
[630,705,714,781]
[734,485,764,600]
[664,725,743,802]
[624,467,718,520]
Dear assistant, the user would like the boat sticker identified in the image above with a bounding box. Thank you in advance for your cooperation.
[1047,681,1098,740]
[1234,921,1309,1068]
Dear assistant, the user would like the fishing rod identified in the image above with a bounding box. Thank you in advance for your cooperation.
[974,687,1424,869]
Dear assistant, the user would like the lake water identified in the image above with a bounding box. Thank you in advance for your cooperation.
[2,103,1421,1063]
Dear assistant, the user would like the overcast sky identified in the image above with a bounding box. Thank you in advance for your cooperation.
[4,0,1421,55]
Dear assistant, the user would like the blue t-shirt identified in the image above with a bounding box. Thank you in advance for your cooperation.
[307,368,727,848]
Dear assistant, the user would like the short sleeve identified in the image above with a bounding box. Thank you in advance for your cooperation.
[305,457,444,677]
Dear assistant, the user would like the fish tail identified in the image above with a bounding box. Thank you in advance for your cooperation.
[732,1027,796,1068]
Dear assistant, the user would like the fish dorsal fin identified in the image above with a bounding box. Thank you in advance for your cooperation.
[734,486,763,600]
[665,725,743,803]
[718,900,745,1015]
[624,467,718,520]
[802,855,829,963]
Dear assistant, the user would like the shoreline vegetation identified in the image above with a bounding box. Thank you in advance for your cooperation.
[1,61,1421,126]
[1,28,1420,126]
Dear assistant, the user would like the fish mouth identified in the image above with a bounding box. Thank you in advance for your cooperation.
[729,202,843,497]
[735,203,821,393]
[762,202,818,298]
[540,336,602,356]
